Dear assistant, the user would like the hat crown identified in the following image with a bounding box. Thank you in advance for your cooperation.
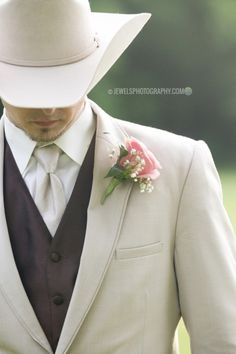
[0,0,97,66]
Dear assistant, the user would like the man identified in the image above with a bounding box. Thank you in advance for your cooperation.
[0,1,236,354]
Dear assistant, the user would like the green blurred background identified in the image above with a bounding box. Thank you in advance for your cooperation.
[0,1,235,353]
[89,0,236,167]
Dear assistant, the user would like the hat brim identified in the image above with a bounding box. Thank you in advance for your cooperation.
[0,12,151,108]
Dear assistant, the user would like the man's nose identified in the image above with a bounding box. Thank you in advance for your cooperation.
[42,108,56,115]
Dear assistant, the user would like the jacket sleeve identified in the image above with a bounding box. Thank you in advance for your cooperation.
[175,140,236,354]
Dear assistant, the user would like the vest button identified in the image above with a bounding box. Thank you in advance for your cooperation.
[50,252,61,262]
[53,295,64,305]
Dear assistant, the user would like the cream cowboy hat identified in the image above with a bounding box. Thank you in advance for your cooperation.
[0,0,151,108]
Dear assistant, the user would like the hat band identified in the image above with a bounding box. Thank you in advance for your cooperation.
[0,35,100,67]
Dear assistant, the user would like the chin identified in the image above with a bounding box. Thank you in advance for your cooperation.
[27,129,65,142]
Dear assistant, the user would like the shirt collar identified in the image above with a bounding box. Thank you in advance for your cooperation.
[55,98,95,165]
[3,109,36,174]
[3,98,96,174]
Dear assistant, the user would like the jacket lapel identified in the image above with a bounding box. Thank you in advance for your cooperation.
[56,101,133,354]
[0,119,53,353]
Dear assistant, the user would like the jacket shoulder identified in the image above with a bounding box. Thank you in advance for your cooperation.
[112,117,199,168]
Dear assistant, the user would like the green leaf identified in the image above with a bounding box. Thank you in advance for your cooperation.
[105,164,124,179]
[119,145,129,158]
[101,177,121,204]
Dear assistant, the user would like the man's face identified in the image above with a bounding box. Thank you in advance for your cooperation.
[1,98,85,142]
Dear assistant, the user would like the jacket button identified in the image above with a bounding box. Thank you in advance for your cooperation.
[53,295,64,305]
[50,252,61,262]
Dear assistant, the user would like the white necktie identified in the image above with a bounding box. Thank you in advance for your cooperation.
[33,144,67,236]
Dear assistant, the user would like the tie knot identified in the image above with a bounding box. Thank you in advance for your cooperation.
[34,144,61,173]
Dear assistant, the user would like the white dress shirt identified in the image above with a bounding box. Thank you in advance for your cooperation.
[3,98,96,231]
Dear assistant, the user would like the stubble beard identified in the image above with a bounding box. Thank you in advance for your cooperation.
[27,126,66,142]
[25,115,78,142]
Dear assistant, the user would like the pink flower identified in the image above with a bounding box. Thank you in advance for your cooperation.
[119,137,162,180]
[101,136,162,204]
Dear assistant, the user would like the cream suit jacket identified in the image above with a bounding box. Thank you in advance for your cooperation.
[0,100,236,354]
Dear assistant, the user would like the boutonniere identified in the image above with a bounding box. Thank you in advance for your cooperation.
[101,137,162,204]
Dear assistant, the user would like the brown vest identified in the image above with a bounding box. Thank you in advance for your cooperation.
[3,135,95,352]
